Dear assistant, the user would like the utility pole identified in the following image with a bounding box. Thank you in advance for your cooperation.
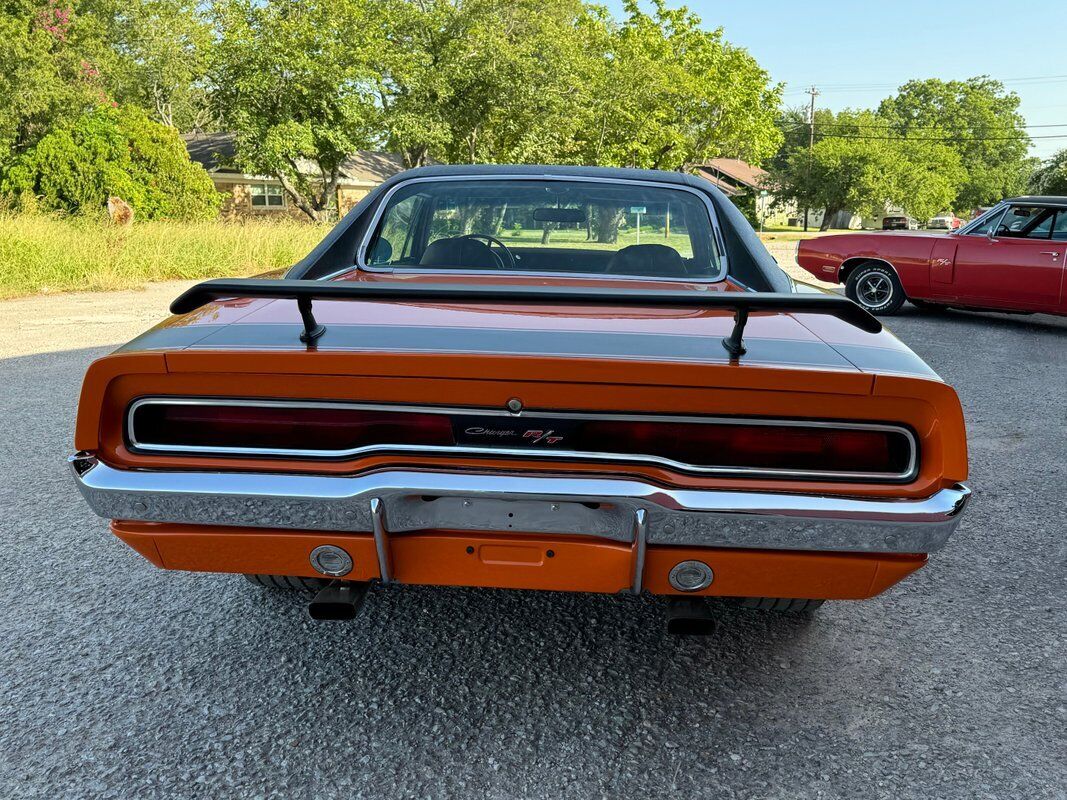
[803,85,819,232]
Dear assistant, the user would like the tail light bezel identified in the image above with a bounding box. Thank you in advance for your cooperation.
[125,397,919,483]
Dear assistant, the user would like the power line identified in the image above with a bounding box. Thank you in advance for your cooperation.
[776,118,1067,141]
[779,121,1067,131]
[803,133,1067,142]
[782,73,1067,94]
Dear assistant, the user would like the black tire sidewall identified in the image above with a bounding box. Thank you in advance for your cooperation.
[846,263,906,314]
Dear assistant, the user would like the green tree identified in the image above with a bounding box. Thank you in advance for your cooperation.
[209,0,381,220]
[375,0,598,168]
[0,0,112,163]
[1029,149,1067,196]
[767,105,838,224]
[376,0,781,172]
[578,0,782,171]
[878,77,1030,210]
[103,0,214,130]
[0,0,212,193]
[1,104,220,218]
[774,110,963,229]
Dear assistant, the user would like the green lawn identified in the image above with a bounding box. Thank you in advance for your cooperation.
[0,213,329,299]
[0,213,856,300]
[498,226,696,254]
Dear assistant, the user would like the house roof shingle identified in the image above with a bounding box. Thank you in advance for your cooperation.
[693,158,769,193]
[182,132,406,185]
[183,132,236,171]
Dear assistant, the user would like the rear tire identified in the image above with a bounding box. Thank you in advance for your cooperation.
[244,574,330,592]
[845,262,907,315]
[737,597,825,613]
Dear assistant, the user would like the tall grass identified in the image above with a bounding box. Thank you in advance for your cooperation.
[0,213,329,299]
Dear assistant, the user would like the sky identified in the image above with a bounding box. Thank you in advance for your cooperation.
[606,0,1067,161]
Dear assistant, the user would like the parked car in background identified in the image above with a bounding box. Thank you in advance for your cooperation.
[70,165,970,631]
[798,196,1067,316]
[927,214,962,230]
[882,215,919,230]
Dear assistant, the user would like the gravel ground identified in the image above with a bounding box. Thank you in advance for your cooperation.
[0,284,1064,799]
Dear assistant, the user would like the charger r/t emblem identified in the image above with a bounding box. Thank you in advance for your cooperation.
[524,430,563,445]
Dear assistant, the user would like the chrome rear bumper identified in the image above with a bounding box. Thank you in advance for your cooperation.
[69,454,970,555]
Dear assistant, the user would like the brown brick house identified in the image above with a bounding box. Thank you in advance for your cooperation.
[183,132,406,220]
[692,158,783,224]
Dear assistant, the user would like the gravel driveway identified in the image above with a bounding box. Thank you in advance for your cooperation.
[1,284,1064,799]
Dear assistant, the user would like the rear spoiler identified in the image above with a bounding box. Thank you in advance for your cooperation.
[170,279,882,358]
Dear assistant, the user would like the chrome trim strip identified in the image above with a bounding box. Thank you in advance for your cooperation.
[126,397,919,483]
[370,497,392,583]
[351,174,729,283]
[69,455,970,555]
[630,509,647,594]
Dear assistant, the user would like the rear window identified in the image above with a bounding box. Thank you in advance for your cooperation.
[362,179,725,280]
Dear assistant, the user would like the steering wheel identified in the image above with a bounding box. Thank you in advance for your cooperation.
[459,234,517,270]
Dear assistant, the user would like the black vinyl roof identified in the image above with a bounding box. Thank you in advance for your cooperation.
[1005,195,1067,206]
[395,163,699,186]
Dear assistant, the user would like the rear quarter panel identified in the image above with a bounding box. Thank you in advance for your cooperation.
[798,233,939,294]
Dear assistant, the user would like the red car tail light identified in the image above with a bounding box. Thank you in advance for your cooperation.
[130,402,454,454]
[575,421,909,476]
[127,399,916,481]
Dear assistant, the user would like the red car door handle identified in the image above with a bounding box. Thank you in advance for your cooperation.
[1039,251,1060,257]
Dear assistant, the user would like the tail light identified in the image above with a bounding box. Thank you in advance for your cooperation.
[130,402,453,454]
[127,399,916,481]
[576,421,909,476]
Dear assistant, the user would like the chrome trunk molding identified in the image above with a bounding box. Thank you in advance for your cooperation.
[125,397,920,483]
[70,455,969,555]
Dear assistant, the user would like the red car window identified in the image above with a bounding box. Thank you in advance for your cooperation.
[1023,211,1055,240]
[996,205,1056,239]
[968,209,1005,237]
[1051,211,1067,241]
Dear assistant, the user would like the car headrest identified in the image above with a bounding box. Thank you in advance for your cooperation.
[419,237,498,269]
[605,244,688,277]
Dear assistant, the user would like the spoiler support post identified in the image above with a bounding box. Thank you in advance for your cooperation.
[722,307,749,358]
[297,296,326,344]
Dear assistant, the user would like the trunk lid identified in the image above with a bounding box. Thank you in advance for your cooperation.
[129,275,938,388]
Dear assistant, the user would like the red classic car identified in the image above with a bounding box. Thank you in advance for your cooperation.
[70,165,970,633]
[798,197,1067,316]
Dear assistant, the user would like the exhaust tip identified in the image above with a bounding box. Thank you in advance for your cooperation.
[666,615,717,636]
[308,601,358,621]
[308,581,368,622]
[666,597,717,636]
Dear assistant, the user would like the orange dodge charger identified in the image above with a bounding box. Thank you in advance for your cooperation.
[70,166,971,632]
